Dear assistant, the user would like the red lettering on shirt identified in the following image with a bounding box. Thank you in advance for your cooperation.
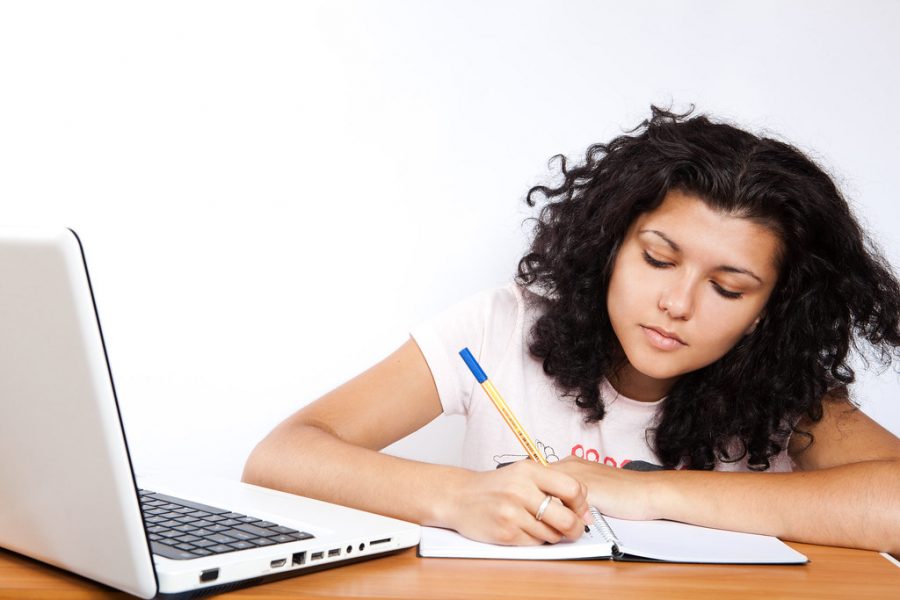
[571,444,634,469]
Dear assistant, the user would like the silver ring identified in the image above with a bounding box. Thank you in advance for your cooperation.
[534,495,552,521]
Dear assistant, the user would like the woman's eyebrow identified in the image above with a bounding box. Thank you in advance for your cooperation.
[639,229,764,284]
[715,265,763,284]
[639,229,680,252]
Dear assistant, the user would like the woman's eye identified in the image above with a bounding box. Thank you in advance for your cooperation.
[712,282,743,300]
[642,251,672,269]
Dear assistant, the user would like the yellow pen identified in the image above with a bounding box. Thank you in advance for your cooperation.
[459,347,547,465]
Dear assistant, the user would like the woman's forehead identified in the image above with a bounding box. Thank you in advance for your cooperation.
[632,190,783,276]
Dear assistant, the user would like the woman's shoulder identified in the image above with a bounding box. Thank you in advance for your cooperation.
[412,282,533,350]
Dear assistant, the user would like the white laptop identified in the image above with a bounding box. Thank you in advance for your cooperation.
[0,228,420,598]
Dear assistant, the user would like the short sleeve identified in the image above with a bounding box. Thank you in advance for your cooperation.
[411,283,524,417]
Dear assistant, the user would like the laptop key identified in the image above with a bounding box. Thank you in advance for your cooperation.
[175,535,201,544]
[270,534,298,543]
[228,541,255,550]
[234,523,279,538]
[159,530,183,539]
[222,529,256,542]
[151,541,198,560]
[252,537,276,546]
[146,493,230,515]
[269,526,299,535]
[175,515,199,524]
[206,544,233,554]
[191,548,213,556]
[207,533,237,544]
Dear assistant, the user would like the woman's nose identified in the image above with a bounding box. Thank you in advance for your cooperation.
[658,279,695,320]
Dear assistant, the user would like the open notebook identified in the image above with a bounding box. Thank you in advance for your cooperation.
[419,511,808,564]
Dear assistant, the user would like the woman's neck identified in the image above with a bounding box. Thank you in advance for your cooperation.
[609,362,678,402]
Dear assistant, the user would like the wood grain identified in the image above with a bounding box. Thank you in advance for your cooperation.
[1,542,897,599]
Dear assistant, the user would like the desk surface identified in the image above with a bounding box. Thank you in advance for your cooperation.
[1,543,897,599]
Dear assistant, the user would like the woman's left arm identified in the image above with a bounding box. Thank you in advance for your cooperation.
[551,397,900,553]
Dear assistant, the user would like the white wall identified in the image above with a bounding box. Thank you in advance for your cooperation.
[1,1,898,479]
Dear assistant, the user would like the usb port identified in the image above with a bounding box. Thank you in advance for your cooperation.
[327,548,341,557]
[311,552,324,561]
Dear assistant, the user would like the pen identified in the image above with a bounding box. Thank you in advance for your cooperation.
[458,347,622,546]
[458,347,546,465]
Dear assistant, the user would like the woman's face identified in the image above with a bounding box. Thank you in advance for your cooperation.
[606,189,781,400]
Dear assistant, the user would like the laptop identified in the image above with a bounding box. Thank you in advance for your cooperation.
[0,228,421,598]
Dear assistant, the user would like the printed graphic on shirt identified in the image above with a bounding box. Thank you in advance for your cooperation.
[493,440,559,468]
[569,443,663,470]
[571,444,663,471]
[492,440,664,470]
[620,460,664,471]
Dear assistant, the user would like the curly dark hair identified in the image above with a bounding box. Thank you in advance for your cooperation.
[516,106,900,470]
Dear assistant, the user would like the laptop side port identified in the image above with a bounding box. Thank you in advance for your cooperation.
[311,551,324,561]
[327,548,341,557]
[292,551,306,566]
[270,558,286,568]
[199,568,219,582]
[369,538,391,545]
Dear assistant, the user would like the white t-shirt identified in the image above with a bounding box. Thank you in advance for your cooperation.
[411,283,793,473]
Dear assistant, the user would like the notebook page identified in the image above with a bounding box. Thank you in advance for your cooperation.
[606,517,808,564]
[418,526,613,560]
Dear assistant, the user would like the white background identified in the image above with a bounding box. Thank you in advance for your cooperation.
[1,1,898,479]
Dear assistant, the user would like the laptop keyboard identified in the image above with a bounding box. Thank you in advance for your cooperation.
[139,489,315,560]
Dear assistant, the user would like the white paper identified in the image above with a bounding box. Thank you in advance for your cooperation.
[419,518,808,564]
[606,517,808,564]
[418,526,613,560]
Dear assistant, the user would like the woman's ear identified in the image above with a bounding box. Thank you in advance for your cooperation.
[744,315,762,335]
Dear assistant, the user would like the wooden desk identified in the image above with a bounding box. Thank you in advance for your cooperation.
[1,543,896,599]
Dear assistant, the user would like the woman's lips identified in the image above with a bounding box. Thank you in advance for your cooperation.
[640,325,687,350]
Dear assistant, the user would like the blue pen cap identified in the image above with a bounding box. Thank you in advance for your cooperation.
[459,347,488,383]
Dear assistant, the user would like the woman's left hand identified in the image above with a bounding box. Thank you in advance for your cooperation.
[549,456,666,521]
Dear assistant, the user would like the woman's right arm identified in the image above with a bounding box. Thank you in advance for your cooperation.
[241,338,588,545]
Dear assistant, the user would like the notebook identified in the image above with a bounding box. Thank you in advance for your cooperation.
[0,228,421,598]
[419,508,808,564]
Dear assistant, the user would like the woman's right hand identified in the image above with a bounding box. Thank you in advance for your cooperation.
[440,460,590,546]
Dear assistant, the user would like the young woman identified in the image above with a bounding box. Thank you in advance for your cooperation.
[243,107,900,553]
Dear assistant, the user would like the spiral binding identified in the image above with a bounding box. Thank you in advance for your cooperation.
[588,505,621,549]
